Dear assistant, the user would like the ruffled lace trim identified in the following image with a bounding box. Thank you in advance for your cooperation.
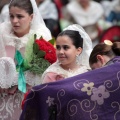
[42,62,88,81]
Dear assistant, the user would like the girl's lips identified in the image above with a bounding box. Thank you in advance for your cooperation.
[59,56,66,58]
[58,57,66,60]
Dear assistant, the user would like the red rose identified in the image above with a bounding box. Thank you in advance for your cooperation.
[35,38,57,64]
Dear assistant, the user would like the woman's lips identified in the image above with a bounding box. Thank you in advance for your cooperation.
[13,26,20,29]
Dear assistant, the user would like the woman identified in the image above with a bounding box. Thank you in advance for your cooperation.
[89,40,120,70]
[0,0,52,119]
[64,0,104,43]
[42,24,92,83]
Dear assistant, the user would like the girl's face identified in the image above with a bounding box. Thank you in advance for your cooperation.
[9,6,33,37]
[56,35,82,68]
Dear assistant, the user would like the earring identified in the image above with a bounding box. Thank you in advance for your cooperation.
[76,55,79,65]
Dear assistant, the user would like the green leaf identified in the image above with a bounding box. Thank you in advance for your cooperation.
[24,34,34,69]
[29,58,50,75]
[48,38,55,45]
[33,42,39,54]
[40,36,43,39]
[34,34,37,41]
[23,59,31,69]
[37,50,46,58]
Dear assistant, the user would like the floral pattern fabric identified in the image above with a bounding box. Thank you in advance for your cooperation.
[20,57,120,120]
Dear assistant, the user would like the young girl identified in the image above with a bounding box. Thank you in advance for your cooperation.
[42,24,93,83]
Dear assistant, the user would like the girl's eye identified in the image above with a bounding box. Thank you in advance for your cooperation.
[63,45,69,50]
[56,45,61,50]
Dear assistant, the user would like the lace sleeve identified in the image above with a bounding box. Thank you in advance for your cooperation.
[0,35,6,57]
[0,57,16,88]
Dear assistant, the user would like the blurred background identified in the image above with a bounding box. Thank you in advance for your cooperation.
[0,0,120,47]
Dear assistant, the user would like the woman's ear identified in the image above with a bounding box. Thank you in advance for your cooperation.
[77,47,82,55]
[30,14,33,21]
[96,55,104,64]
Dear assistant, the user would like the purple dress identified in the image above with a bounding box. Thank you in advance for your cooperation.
[20,56,120,120]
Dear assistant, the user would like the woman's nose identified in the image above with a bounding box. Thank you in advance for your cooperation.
[12,17,18,23]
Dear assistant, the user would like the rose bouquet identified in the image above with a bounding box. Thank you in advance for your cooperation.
[15,34,56,93]
[24,34,56,74]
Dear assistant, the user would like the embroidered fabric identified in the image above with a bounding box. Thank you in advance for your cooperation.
[0,91,23,120]
[42,62,88,83]
[20,58,120,120]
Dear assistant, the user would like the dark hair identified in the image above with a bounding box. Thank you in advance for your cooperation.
[89,42,120,65]
[9,0,33,15]
[57,30,83,48]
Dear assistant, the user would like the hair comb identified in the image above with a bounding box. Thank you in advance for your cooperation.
[104,40,113,46]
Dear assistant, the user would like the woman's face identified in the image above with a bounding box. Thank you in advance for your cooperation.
[56,35,82,67]
[9,6,33,37]
[77,0,89,7]
[90,61,103,70]
[90,55,110,70]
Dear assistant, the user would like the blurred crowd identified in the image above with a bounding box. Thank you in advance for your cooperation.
[0,0,120,47]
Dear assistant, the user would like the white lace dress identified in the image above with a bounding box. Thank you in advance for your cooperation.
[42,62,89,84]
[0,22,51,120]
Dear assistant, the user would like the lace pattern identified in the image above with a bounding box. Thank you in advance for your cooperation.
[0,57,16,88]
[42,62,88,81]
[0,91,23,120]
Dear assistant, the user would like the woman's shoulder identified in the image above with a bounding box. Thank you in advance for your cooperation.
[91,1,104,11]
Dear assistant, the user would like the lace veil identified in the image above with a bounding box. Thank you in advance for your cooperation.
[30,0,46,29]
[64,24,93,69]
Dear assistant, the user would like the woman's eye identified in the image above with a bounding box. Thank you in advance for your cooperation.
[10,15,14,19]
[17,15,23,19]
